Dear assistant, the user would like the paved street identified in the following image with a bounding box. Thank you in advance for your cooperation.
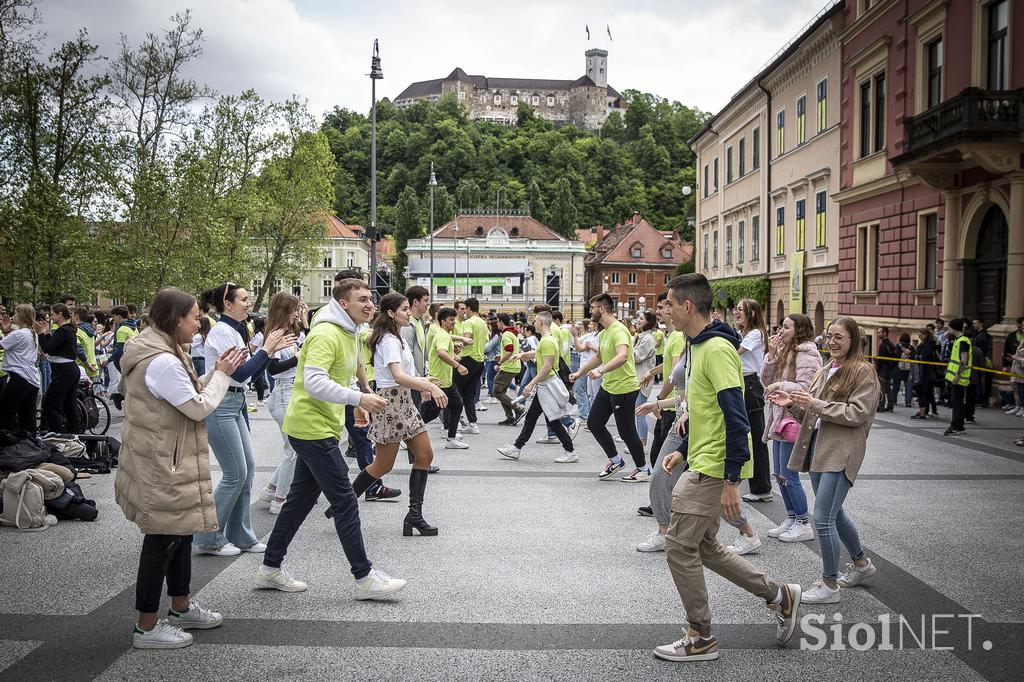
[1,397,1022,681]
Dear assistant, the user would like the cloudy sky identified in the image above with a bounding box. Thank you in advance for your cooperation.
[36,0,828,119]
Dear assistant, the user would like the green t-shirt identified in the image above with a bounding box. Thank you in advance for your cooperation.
[360,328,374,382]
[535,333,560,381]
[459,315,487,362]
[115,324,137,344]
[661,330,687,411]
[549,322,571,366]
[686,336,754,480]
[76,327,100,378]
[499,330,521,373]
[598,320,638,395]
[653,329,665,354]
[282,322,359,441]
[429,327,455,389]
[411,316,425,356]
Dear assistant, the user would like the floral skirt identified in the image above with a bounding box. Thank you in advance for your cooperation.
[367,385,427,444]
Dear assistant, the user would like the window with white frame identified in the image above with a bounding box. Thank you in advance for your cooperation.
[322,251,333,268]
[611,272,620,284]
[346,251,355,268]
[322,279,332,298]
[494,93,502,105]
[713,230,719,268]
[510,95,518,106]
[292,281,302,297]
[547,96,555,106]
[738,220,745,263]
[628,272,637,285]
[532,95,539,106]
[856,223,880,291]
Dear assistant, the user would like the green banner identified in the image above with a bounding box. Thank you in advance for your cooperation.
[421,276,519,287]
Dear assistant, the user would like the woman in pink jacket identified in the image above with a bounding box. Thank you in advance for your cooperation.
[760,313,821,542]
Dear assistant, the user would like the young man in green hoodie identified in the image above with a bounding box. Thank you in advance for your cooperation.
[256,278,407,601]
[654,274,801,662]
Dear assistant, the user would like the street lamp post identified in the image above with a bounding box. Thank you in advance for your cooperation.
[464,237,470,298]
[639,296,646,313]
[602,275,609,293]
[429,163,437,300]
[452,224,459,299]
[368,40,383,300]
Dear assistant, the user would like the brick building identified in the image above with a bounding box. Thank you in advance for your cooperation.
[584,213,692,316]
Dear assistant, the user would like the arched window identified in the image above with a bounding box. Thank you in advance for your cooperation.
[510,227,519,237]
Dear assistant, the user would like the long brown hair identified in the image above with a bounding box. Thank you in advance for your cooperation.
[737,298,767,347]
[149,288,197,343]
[266,292,302,336]
[779,313,815,377]
[368,292,406,357]
[821,316,877,400]
[12,304,37,343]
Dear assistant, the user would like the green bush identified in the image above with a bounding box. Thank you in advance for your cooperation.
[710,275,770,310]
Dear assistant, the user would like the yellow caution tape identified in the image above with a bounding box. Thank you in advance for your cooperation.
[860,354,1024,380]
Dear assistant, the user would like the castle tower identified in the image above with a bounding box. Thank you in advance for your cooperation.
[585,48,608,88]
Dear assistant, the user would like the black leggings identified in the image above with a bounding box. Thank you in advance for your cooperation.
[648,410,675,468]
[587,388,645,467]
[514,394,573,451]
[420,384,463,439]
[135,534,192,613]
[0,372,40,434]
[42,362,80,433]
[453,357,484,423]
[743,374,772,495]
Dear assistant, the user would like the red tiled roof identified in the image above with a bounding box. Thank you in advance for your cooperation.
[376,237,396,261]
[432,214,568,241]
[325,215,363,239]
[576,225,608,247]
[587,213,693,266]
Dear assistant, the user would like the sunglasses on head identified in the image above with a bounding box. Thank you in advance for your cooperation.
[223,282,237,308]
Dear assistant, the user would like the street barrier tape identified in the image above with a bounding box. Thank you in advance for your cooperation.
[856,354,1024,380]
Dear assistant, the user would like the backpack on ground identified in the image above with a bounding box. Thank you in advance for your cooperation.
[0,469,64,531]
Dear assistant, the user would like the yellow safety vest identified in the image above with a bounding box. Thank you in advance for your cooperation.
[944,335,972,386]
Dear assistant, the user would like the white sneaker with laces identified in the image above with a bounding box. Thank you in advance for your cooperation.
[167,601,224,630]
[476,403,488,412]
[353,569,407,601]
[132,620,193,649]
[485,397,499,404]
[636,530,666,553]
[241,542,267,553]
[621,468,651,482]
[462,423,480,435]
[837,558,877,587]
[255,566,308,592]
[445,438,469,450]
[535,435,560,444]
[497,445,521,460]
[726,533,762,555]
[257,487,276,504]
[568,419,581,440]
[802,580,841,603]
[767,517,796,538]
[269,499,285,515]
[554,452,578,463]
[742,492,774,502]
[779,521,815,542]
[198,542,241,557]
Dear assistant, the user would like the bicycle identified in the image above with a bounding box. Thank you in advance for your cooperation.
[36,379,112,435]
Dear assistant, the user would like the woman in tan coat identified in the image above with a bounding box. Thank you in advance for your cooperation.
[768,316,879,605]
[115,288,245,650]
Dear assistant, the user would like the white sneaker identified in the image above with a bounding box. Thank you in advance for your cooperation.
[621,468,651,482]
[257,487,276,504]
[802,580,842,604]
[255,566,308,592]
[742,492,774,502]
[568,419,581,440]
[132,619,193,649]
[167,601,224,630]
[779,520,814,542]
[198,542,241,557]
[476,403,488,412]
[535,435,560,444]
[461,423,480,435]
[240,542,267,553]
[445,438,469,449]
[726,533,762,555]
[485,397,499,404]
[460,417,469,428]
[1003,404,1017,412]
[837,558,877,587]
[767,517,796,538]
[636,530,666,553]
[497,445,521,460]
[399,441,408,451]
[353,569,407,601]
[554,452,578,463]
[269,499,285,515]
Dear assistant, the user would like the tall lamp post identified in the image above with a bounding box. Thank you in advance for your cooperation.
[452,224,459,299]
[368,40,383,300]
[428,163,437,300]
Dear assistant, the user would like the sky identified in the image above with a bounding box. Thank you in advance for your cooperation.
[35,0,829,120]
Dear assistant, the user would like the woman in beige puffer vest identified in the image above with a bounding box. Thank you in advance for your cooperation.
[115,288,245,650]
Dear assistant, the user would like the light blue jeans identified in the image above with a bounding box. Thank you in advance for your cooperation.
[575,376,591,419]
[772,439,808,518]
[194,390,259,550]
[266,378,296,500]
[635,390,650,441]
[808,438,865,580]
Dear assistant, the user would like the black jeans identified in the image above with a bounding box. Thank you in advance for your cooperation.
[949,384,966,430]
[345,405,380,494]
[41,362,80,433]
[743,374,772,495]
[421,384,464,440]
[965,384,978,421]
[0,371,39,433]
[587,388,645,467]
[877,373,892,411]
[453,357,484,423]
[648,410,676,469]
[135,534,192,613]
[265,436,372,580]
[514,394,573,451]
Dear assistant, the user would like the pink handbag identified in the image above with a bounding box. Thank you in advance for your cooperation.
[778,415,801,442]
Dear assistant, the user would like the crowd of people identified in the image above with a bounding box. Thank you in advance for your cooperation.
[2,276,1021,661]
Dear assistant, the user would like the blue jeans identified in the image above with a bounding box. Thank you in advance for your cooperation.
[635,391,650,441]
[574,376,591,420]
[772,439,808,518]
[345,404,381,494]
[264,436,372,579]
[192,357,206,376]
[808,438,865,580]
[194,390,259,550]
[267,379,297,499]
[521,364,537,391]
[485,360,497,397]
[39,359,52,394]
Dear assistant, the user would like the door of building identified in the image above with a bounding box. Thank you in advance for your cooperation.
[970,205,1008,327]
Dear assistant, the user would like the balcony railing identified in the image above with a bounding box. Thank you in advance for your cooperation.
[896,88,1024,164]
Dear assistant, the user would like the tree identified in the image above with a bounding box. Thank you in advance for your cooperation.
[390,185,422,292]
[527,179,547,224]
[548,177,577,237]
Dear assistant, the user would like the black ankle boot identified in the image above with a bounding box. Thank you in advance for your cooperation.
[325,470,379,519]
[403,468,438,536]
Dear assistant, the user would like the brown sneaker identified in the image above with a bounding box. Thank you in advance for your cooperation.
[653,628,719,662]
[768,583,802,644]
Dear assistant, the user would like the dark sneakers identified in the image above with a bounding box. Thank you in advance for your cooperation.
[653,628,719,662]
[637,506,654,517]
[768,583,802,644]
[365,485,402,502]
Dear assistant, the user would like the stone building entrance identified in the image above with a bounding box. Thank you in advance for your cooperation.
[964,205,1009,327]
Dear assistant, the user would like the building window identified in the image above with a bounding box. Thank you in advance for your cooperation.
[510,95,518,106]
[471,285,483,295]
[702,233,709,271]
[271,278,282,294]
[988,0,1008,90]
[815,191,827,248]
[738,220,745,263]
[703,164,709,197]
[712,231,719,268]
[479,94,486,103]
[751,215,760,262]
[628,272,637,285]
[738,138,746,177]
[726,146,733,184]
[858,72,886,157]
[796,96,806,145]
[776,110,785,156]
[252,279,263,295]
[322,251,333,268]
[346,251,355,268]
[611,272,620,284]
[292,281,302,297]
[775,206,785,256]
[322,279,332,298]
[713,158,719,191]
[458,91,466,100]
[661,247,672,258]
[725,225,733,265]
[437,285,449,296]
[752,127,760,169]
[628,296,636,311]
[664,273,671,285]
[926,37,943,108]
[856,223,880,291]
[631,245,642,258]
[547,96,554,106]
[491,285,504,295]
[511,284,523,295]
[816,79,827,133]
[917,213,938,289]
[874,73,886,153]
[494,93,502,105]
[795,199,806,251]
[531,96,539,106]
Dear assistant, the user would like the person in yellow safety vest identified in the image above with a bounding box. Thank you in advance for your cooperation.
[943,318,972,437]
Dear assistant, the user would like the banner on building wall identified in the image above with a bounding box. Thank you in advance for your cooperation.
[789,251,805,315]
[429,276,521,287]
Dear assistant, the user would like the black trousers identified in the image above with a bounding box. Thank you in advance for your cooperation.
[587,388,645,467]
[950,383,966,430]
[135,534,192,613]
[41,362,80,433]
[420,384,463,440]
[0,371,39,434]
[743,374,772,495]
[965,384,978,421]
[877,373,892,411]
[453,357,484,423]
[647,409,677,469]
[513,394,573,451]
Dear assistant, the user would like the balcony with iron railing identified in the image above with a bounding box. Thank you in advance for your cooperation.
[893,88,1024,166]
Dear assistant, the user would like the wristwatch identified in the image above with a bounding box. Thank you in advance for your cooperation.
[724,473,741,485]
